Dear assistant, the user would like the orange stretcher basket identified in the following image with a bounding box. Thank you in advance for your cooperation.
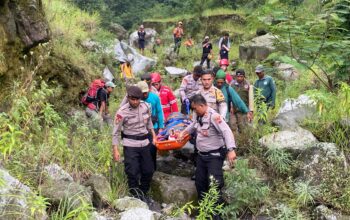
[155,134,191,150]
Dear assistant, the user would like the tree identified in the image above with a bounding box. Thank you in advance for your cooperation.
[270,0,350,90]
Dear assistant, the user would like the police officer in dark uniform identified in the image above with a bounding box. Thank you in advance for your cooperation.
[179,94,237,219]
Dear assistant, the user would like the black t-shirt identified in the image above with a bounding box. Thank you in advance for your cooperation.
[202,42,212,54]
[138,31,146,41]
[94,88,109,109]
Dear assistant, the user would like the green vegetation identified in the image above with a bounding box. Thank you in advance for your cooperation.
[223,159,269,219]
[1,0,350,219]
[265,147,293,176]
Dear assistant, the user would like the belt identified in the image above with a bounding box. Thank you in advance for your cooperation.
[198,146,225,156]
[121,132,148,141]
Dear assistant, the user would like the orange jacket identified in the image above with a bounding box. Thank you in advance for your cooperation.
[173,27,184,38]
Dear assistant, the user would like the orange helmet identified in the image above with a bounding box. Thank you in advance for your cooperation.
[151,72,161,83]
[219,59,229,66]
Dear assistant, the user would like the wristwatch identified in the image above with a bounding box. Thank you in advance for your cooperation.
[227,148,235,152]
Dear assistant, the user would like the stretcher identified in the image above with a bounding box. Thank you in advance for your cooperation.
[155,134,191,150]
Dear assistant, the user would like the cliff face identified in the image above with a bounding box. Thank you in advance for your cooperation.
[0,0,90,112]
[0,0,50,76]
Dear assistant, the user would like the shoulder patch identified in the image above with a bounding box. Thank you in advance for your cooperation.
[114,113,123,124]
[214,114,223,124]
[215,89,225,102]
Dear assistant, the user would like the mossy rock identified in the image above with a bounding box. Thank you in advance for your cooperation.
[150,171,197,206]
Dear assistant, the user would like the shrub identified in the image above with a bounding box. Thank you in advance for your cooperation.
[265,147,293,176]
[223,159,269,219]
[293,181,319,206]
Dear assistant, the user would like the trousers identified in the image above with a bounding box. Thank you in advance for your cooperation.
[195,149,225,203]
[123,145,154,196]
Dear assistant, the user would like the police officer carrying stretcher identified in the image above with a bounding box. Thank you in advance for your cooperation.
[179,94,236,220]
[112,86,156,203]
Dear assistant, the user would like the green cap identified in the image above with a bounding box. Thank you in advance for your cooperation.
[216,69,226,79]
[255,64,264,73]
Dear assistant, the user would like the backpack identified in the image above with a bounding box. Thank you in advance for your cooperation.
[81,79,105,110]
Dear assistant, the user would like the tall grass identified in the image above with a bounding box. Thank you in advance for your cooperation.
[43,0,114,75]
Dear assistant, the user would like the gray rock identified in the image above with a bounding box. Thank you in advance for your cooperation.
[164,214,192,220]
[239,33,276,61]
[151,172,197,205]
[275,63,300,81]
[114,40,156,75]
[173,142,195,161]
[90,211,115,220]
[103,66,114,83]
[119,207,161,220]
[129,28,157,49]
[113,196,148,212]
[40,179,92,208]
[109,23,127,40]
[43,163,73,182]
[84,174,112,208]
[165,67,188,77]
[313,205,349,220]
[0,168,47,220]
[273,94,316,130]
[81,39,101,52]
[0,0,50,50]
[156,155,195,177]
[259,127,318,154]
[163,47,178,66]
[297,143,347,185]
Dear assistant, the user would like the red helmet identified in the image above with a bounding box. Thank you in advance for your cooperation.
[150,72,161,83]
[219,59,229,66]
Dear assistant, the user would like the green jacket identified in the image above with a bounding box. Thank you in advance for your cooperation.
[219,83,249,121]
[254,75,276,107]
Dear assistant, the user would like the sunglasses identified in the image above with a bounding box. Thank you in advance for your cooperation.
[152,83,160,86]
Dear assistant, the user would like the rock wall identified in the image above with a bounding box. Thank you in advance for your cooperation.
[0,0,50,75]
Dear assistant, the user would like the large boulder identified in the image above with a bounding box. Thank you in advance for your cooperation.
[129,28,157,49]
[119,207,161,220]
[43,163,73,182]
[151,172,197,205]
[40,179,92,208]
[113,196,148,212]
[275,63,300,81]
[109,23,127,40]
[165,67,188,77]
[273,94,316,130]
[259,127,318,154]
[239,33,276,61]
[0,168,47,220]
[84,174,112,208]
[156,155,195,177]
[297,143,347,185]
[114,40,156,75]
